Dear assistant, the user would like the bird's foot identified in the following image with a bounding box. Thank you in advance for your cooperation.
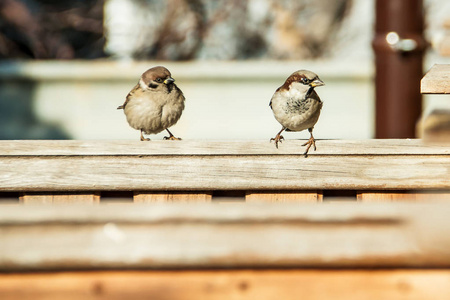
[140,130,151,141]
[164,135,182,141]
[301,137,316,157]
[270,135,284,149]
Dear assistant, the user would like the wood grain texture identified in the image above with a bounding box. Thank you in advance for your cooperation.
[20,193,100,204]
[0,139,448,155]
[0,140,448,192]
[357,191,450,202]
[246,191,322,202]
[0,155,448,191]
[134,192,212,202]
[421,64,450,94]
[1,203,450,270]
[1,270,450,300]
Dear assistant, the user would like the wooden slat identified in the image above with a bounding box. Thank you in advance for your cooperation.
[1,203,450,270]
[357,191,450,202]
[134,192,212,202]
[0,140,448,155]
[246,191,322,202]
[20,193,100,204]
[421,64,450,94]
[1,270,450,300]
[0,140,448,192]
[0,155,448,191]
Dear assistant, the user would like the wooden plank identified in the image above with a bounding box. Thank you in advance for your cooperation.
[1,270,450,300]
[134,192,212,202]
[246,191,322,202]
[0,140,448,156]
[1,203,450,270]
[20,193,100,204]
[421,64,450,94]
[0,155,448,191]
[357,191,450,202]
[0,140,448,193]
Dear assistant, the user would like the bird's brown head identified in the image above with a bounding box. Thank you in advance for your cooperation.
[140,66,176,90]
[278,70,325,92]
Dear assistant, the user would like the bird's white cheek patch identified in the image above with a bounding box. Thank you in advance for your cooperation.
[286,82,309,99]
[139,78,148,91]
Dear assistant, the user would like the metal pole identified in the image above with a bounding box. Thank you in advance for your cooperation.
[373,0,427,138]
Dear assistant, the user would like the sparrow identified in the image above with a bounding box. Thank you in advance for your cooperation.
[117,66,185,141]
[269,70,325,157]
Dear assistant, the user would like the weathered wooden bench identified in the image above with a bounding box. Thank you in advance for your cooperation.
[0,139,449,299]
[0,139,449,203]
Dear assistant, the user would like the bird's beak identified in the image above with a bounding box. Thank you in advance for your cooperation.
[164,77,175,84]
[310,78,325,87]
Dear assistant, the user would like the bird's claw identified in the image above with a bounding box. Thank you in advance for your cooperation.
[270,135,284,149]
[302,137,316,157]
[164,136,182,141]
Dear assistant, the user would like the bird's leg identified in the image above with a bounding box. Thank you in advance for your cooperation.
[140,130,150,141]
[302,128,316,157]
[270,127,286,149]
[164,128,182,140]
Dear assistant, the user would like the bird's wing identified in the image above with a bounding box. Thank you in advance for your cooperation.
[173,84,185,98]
[117,84,139,110]
[269,86,284,109]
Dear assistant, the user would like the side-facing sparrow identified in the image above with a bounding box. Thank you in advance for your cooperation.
[118,66,185,141]
[269,70,325,157]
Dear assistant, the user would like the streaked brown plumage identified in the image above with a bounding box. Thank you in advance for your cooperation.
[118,66,185,141]
[269,70,325,157]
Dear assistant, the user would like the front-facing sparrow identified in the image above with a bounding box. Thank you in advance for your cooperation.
[269,70,325,157]
[118,66,185,141]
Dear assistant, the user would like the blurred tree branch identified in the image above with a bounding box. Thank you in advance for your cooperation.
[0,0,105,59]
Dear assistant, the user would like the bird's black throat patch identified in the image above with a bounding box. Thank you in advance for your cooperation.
[166,84,174,93]
[305,87,314,99]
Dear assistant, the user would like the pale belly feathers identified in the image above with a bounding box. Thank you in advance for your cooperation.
[271,89,322,132]
[124,90,185,134]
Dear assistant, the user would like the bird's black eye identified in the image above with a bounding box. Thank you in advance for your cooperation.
[301,77,310,85]
[155,78,163,83]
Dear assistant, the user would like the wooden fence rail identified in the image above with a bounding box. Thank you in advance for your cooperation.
[1,203,450,271]
[1,203,450,299]
[0,139,449,203]
[1,139,450,299]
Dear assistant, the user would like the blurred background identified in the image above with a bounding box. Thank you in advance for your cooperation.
[0,0,449,140]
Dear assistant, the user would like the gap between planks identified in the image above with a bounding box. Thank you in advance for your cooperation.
[17,191,450,203]
[19,192,325,203]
